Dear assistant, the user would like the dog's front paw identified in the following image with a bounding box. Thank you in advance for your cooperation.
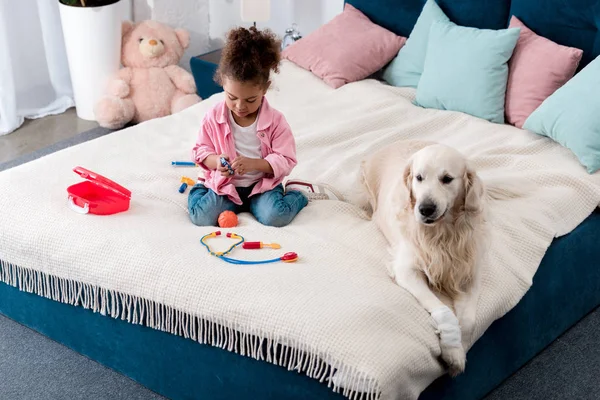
[431,306,466,376]
[440,343,466,377]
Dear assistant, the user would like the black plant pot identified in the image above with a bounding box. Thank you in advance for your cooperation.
[59,0,121,8]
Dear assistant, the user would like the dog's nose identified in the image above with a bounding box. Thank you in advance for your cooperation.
[419,202,437,217]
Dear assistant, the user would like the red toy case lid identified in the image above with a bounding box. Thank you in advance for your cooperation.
[73,166,132,199]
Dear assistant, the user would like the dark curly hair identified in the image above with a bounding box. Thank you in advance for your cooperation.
[215,26,281,88]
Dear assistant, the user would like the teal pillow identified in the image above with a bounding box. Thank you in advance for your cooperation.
[414,21,520,124]
[523,56,600,173]
[382,0,449,88]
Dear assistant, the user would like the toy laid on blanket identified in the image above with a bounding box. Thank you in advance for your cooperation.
[200,231,298,265]
[243,241,281,249]
[171,161,198,167]
[67,166,131,215]
[218,211,238,228]
[178,176,196,193]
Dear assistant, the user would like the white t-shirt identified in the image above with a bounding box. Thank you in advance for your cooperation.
[229,110,265,187]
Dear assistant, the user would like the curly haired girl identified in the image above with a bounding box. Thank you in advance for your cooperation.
[189,26,339,227]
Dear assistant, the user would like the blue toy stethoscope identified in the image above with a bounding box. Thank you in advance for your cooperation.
[200,231,298,265]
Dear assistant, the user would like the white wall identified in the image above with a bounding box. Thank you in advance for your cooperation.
[131,0,344,70]
[291,0,322,37]
[322,0,344,23]
[290,0,343,36]
[121,0,133,21]
[208,0,343,48]
[132,0,210,70]
[207,0,294,49]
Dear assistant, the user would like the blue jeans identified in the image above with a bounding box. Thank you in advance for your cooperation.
[188,183,308,227]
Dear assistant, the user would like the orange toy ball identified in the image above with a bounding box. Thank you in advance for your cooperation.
[218,211,238,228]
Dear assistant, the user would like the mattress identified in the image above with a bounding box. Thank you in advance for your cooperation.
[1,61,600,400]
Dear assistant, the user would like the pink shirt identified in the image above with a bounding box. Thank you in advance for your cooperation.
[191,97,297,205]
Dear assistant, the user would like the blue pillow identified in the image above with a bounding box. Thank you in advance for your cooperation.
[523,56,600,173]
[414,20,520,123]
[382,0,449,88]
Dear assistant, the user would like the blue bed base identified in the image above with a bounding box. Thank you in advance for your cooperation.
[2,210,599,399]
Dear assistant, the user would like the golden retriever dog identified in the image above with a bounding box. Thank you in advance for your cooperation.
[359,140,493,376]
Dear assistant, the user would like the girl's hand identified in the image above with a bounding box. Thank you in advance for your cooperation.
[231,157,274,175]
[217,154,232,177]
[231,156,256,176]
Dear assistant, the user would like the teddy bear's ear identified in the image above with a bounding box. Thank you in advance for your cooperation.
[122,20,134,37]
[175,28,190,49]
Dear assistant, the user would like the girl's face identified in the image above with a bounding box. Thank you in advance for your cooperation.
[222,77,268,119]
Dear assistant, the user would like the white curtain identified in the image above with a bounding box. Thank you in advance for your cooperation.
[0,0,74,135]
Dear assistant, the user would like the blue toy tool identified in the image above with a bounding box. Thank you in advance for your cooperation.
[171,161,197,167]
[178,177,196,193]
[200,231,299,265]
[220,157,235,175]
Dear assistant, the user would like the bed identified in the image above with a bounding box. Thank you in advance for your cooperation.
[2,1,600,399]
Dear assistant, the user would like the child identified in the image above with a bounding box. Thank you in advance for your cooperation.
[189,26,340,227]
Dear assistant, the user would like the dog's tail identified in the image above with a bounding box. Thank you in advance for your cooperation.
[348,184,372,211]
[347,164,375,214]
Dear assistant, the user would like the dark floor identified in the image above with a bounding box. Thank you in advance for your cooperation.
[0,108,97,164]
[1,110,599,399]
[484,307,600,400]
[0,314,166,400]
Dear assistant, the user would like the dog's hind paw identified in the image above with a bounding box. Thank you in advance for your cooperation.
[441,345,466,377]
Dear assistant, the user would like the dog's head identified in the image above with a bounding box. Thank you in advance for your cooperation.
[402,144,483,225]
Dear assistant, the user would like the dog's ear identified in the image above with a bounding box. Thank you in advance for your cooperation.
[402,158,415,209]
[464,164,484,215]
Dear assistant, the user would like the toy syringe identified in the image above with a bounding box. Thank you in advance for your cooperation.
[171,161,198,167]
[242,242,282,250]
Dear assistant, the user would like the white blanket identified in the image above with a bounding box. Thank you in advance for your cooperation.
[1,61,600,400]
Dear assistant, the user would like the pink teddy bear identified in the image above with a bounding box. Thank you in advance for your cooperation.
[95,20,201,129]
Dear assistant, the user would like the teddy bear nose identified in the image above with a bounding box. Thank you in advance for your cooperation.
[149,39,158,46]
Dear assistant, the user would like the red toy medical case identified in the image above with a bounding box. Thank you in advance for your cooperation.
[67,166,131,215]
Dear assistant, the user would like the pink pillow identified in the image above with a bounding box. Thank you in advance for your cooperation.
[282,4,406,89]
[505,16,583,128]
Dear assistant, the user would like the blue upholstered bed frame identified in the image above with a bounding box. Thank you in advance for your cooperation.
[2,1,600,399]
